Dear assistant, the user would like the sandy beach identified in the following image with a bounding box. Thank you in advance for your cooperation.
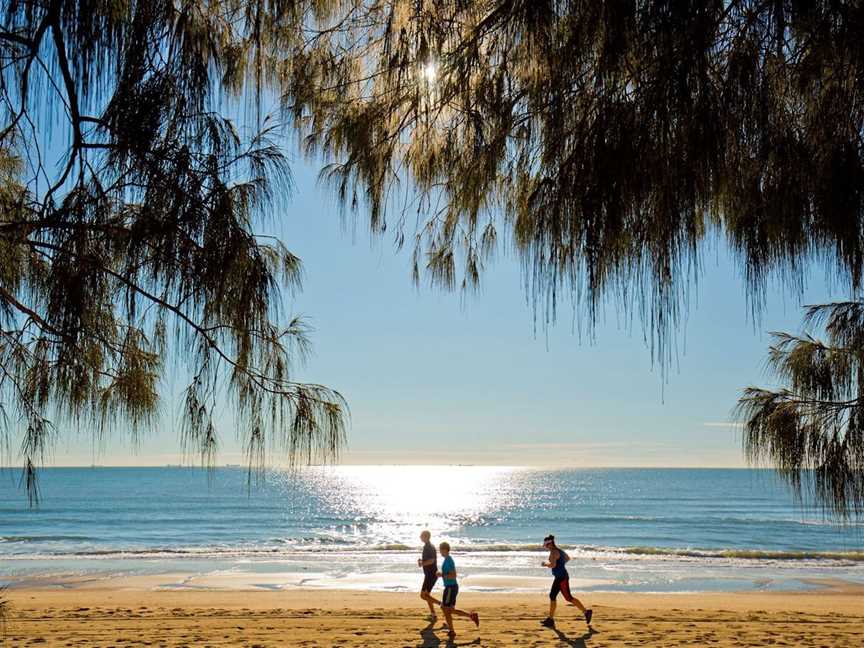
[3,582,863,647]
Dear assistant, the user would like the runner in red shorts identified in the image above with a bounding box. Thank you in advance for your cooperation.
[540,534,592,629]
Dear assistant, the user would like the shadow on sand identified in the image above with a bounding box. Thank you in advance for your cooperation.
[418,620,482,647]
[549,625,598,647]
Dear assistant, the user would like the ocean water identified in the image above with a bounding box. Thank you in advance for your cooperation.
[1,466,862,593]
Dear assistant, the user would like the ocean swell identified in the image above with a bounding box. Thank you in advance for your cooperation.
[2,542,863,563]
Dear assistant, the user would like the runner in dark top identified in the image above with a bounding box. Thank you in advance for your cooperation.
[540,534,592,628]
[417,530,441,619]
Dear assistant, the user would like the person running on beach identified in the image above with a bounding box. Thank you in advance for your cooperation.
[417,530,440,619]
[437,542,480,641]
[540,534,592,628]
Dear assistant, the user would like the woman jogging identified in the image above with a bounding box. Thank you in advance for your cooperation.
[540,534,592,629]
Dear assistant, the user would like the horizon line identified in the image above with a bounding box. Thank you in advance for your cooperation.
[0,463,766,470]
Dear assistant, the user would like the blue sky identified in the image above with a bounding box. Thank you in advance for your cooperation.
[47,156,844,468]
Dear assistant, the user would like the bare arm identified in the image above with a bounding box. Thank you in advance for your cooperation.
[541,549,559,568]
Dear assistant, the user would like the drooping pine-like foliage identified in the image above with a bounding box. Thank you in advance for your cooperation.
[738,302,864,519]
[279,1,864,364]
[4,1,864,513]
[277,1,864,514]
[0,0,345,502]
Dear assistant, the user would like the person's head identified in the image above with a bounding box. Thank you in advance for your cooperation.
[420,530,431,543]
[439,541,451,556]
[543,534,556,549]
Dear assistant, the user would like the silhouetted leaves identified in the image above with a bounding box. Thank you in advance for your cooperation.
[738,302,864,519]
[274,1,864,515]
[276,2,864,515]
[278,1,864,367]
[0,1,345,502]
[4,2,864,514]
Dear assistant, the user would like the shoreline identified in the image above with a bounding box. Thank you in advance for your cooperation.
[3,586,863,646]
[4,574,864,597]
[4,567,863,596]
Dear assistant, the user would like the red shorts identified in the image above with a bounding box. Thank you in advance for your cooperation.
[550,576,572,601]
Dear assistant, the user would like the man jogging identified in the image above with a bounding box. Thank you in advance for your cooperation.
[417,530,440,619]
[540,534,592,628]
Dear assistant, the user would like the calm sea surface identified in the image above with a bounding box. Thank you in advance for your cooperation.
[1,467,862,593]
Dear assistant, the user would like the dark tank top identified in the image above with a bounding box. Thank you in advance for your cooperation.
[551,550,569,578]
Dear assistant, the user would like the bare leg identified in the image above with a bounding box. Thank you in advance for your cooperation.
[448,608,473,619]
[561,581,588,615]
[442,607,455,636]
[548,599,557,619]
[421,592,440,616]
[566,595,587,613]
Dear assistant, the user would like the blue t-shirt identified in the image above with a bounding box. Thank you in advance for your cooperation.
[441,555,457,585]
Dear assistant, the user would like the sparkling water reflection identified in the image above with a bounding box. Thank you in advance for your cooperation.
[293,466,528,545]
[1,467,862,593]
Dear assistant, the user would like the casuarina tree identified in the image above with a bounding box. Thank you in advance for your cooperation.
[277,1,864,515]
[738,302,864,519]
[0,0,345,501]
[4,2,864,514]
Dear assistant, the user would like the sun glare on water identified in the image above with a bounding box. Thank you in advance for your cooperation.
[306,465,525,545]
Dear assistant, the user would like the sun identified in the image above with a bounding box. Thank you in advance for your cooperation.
[420,61,438,84]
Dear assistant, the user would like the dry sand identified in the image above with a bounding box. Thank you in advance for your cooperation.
[3,584,863,647]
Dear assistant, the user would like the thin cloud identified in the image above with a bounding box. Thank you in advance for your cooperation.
[507,442,671,450]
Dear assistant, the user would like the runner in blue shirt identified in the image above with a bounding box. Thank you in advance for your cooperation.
[437,542,479,641]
